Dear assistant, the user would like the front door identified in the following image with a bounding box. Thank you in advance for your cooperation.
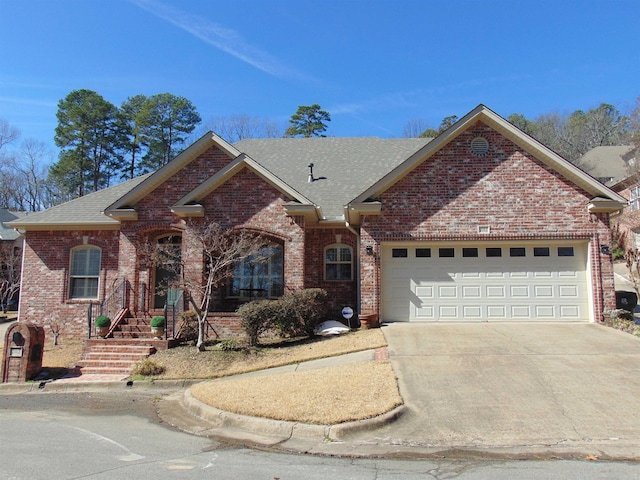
[153,235,182,309]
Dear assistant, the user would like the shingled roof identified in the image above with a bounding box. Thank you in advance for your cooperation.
[0,209,27,240]
[234,137,431,220]
[6,175,150,230]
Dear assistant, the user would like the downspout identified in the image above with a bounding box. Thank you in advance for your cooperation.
[16,233,26,321]
[345,220,361,314]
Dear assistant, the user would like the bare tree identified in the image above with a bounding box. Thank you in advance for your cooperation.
[202,114,282,143]
[0,242,21,314]
[0,119,20,153]
[147,221,268,351]
[402,118,431,138]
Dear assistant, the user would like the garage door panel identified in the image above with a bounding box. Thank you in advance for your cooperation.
[559,285,579,297]
[415,286,434,298]
[511,305,531,318]
[382,242,589,322]
[439,306,458,318]
[509,271,529,278]
[486,286,506,298]
[438,285,457,298]
[534,285,554,297]
[510,285,530,297]
[487,305,507,318]
[535,305,555,317]
[463,305,482,318]
[534,271,553,278]
[462,271,481,278]
[462,285,481,297]
[560,305,580,318]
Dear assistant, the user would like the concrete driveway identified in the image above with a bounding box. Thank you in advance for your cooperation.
[364,322,640,457]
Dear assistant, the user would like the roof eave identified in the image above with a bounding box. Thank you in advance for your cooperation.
[283,202,322,224]
[588,198,627,213]
[104,208,138,221]
[345,202,382,226]
[171,204,205,218]
[7,221,121,232]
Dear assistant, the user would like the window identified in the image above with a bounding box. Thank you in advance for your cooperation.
[439,248,455,258]
[534,247,550,257]
[462,248,478,258]
[392,248,408,258]
[510,247,526,257]
[630,186,640,211]
[486,247,502,257]
[416,248,431,258]
[325,245,353,281]
[69,246,101,299]
[558,246,575,257]
[230,244,284,298]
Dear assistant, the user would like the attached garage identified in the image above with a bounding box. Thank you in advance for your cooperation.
[381,241,591,322]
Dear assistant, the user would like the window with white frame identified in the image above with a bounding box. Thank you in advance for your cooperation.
[630,186,640,211]
[325,244,353,281]
[69,246,101,299]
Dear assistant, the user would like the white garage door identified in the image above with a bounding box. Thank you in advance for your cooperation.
[381,241,590,322]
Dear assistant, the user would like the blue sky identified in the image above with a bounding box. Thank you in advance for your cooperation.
[1,0,639,151]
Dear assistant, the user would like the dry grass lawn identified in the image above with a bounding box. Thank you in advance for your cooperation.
[191,361,402,425]
[152,328,387,380]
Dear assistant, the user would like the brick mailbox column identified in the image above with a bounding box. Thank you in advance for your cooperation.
[1,323,45,382]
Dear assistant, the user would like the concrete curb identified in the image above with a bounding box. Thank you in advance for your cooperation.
[182,386,407,445]
[0,378,200,394]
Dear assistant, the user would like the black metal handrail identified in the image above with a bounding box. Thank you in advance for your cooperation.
[163,289,184,340]
[87,278,128,338]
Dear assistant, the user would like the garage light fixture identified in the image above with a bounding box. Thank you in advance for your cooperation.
[366,245,374,255]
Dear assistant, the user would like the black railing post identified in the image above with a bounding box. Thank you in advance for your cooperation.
[88,301,93,339]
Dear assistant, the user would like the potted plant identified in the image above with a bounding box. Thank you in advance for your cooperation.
[94,315,111,338]
[150,316,165,338]
[358,312,379,329]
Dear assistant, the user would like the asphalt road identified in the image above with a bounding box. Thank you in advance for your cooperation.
[1,391,640,479]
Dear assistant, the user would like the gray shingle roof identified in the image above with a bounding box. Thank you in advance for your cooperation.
[577,146,635,186]
[6,175,151,228]
[0,209,26,240]
[234,137,431,219]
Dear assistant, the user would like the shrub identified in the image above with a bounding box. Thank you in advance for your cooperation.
[217,339,241,351]
[150,316,165,328]
[237,288,329,345]
[176,310,198,344]
[131,358,165,377]
[237,299,279,346]
[94,316,111,328]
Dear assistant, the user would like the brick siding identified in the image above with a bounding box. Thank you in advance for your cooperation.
[360,121,616,321]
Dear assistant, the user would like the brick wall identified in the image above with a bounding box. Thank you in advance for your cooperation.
[19,146,310,338]
[303,228,358,317]
[20,230,121,336]
[360,121,616,321]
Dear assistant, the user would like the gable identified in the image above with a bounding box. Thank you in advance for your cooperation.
[375,123,596,234]
[348,105,625,226]
[105,132,240,220]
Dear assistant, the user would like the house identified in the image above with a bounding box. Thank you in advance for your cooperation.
[577,145,640,250]
[7,105,626,340]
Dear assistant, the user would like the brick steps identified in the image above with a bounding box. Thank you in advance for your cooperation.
[77,344,156,375]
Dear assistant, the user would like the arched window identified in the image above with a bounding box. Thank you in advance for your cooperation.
[325,244,353,281]
[69,246,101,299]
[230,243,284,299]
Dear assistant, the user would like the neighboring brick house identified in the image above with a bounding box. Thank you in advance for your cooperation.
[7,105,626,338]
[580,146,640,250]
